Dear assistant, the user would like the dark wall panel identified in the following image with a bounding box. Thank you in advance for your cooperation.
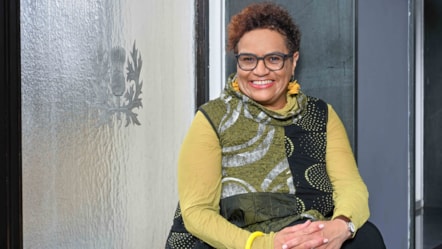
[225,0,356,148]
[424,0,442,208]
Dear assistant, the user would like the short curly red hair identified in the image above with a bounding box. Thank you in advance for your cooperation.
[227,2,301,54]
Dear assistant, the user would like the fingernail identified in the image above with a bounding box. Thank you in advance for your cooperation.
[323,238,329,243]
[282,244,288,249]
[318,224,324,229]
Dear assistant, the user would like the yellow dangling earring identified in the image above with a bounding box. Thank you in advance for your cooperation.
[287,79,300,95]
[232,78,240,92]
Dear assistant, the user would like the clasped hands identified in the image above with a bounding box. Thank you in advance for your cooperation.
[273,219,351,249]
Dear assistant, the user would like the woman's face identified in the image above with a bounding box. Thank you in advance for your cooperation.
[236,29,299,110]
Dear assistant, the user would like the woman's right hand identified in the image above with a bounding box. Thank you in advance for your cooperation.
[273,220,329,249]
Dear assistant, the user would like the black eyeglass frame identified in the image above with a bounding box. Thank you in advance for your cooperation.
[234,52,293,71]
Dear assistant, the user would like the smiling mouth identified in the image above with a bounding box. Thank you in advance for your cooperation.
[251,80,273,85]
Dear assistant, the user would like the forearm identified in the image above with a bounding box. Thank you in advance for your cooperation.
[325,105,370,230]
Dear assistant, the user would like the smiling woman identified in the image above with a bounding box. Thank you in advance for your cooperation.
[165,2,385,249]
[224,0,357,149]
[233,29,298,110]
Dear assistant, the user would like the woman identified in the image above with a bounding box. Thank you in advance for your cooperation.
[166,2,385,249]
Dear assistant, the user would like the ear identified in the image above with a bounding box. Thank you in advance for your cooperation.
[291,51,300,72]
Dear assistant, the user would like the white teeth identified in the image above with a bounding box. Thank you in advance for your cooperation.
[252,80,273,85]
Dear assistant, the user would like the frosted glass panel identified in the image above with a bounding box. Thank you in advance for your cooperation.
[21,0,194,248]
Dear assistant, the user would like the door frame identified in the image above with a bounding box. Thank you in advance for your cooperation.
[0,0,23,248]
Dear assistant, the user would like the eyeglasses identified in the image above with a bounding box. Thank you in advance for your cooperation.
[235,52,293,71]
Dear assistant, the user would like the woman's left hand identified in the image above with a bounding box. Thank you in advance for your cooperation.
[310,219,351,249]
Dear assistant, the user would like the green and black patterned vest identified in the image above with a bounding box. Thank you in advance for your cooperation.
[198,81,334,232]
[165,79,336,248]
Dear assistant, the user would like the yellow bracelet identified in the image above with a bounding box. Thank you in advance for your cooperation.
[245,231,264,249]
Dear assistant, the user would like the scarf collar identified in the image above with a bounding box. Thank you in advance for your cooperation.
[223,74,307,123]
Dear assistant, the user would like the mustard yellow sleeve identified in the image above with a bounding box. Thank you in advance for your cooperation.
[178,111,275,249]
[326,105,370,231]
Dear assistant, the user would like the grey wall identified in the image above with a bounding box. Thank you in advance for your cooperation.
[357,0,411,248]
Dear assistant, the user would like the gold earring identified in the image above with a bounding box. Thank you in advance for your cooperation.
[232,78,240,92]
[287,79,300,95]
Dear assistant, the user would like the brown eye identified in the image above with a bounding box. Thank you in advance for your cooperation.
[265,54,284,64]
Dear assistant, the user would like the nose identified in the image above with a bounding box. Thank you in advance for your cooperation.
[253,58,269,75]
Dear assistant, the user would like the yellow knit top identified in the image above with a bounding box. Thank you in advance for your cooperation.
[177,103,369,249]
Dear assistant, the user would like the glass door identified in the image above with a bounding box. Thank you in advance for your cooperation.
[20,1,194,248]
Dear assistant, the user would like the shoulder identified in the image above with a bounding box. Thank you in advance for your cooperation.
[197,98,230,136]
[303,94,329,116]
[305,95,328,108]
[199,97,226,112]
[198,98,227,121]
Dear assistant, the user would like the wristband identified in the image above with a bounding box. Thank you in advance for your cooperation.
[245,231,264,249]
